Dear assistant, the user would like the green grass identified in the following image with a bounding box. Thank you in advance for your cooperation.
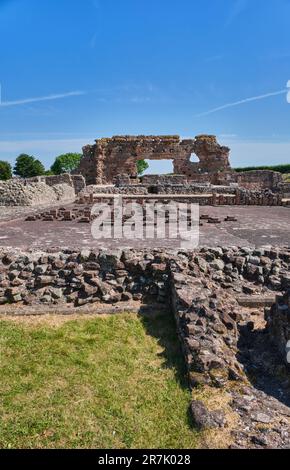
[0,313,198,449]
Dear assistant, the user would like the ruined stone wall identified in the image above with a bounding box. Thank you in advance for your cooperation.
[76,134,285,195]
[232,170,283,190]
[77,186,283,207]
[267,291,290,363]
[43,174,74,190]
[114,174,135,186]
[84,185,148,195]
[77,135,231,185]
[188,135,231,176]
[23,176,43,184]
[236,188,283,206]
[1,245,289,307]
[0,174,86,207]
[70,175,86,194]
[45,174,86,194]
[24,174,86,194]
[150,184,236,195]
[0,180,75,206]
[140,175,188,186]
[278,182,290,198]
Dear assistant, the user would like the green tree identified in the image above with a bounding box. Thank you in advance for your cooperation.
[51,153,82,175]
[14,154,46,178]
[0,161,12,181]
[137,159,149,175]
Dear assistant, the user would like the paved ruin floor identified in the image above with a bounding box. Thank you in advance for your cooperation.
[199,206,290,248]
[0,204,290,250]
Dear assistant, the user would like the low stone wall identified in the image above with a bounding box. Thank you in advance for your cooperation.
[25,174,86,194]
[234,170,283,191]
[78,179,284,205]
[84,185,148,195]
[70,175,86,193]
[278,182,290,198]
[0,245,289,307]
[151,184,236,195]
[0,248,171,306]
[267,291,290,363]
[0,181,75,206]
[50,184,76,203]
[0,173,87,207]
[171,269,241,388]
[44,174,86,194]
[77,186,283,207]
[44,174,73,187]
[235,189,282,206]
[140,175,188,185]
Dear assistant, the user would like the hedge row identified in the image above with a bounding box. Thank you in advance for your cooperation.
[235,164,290,174]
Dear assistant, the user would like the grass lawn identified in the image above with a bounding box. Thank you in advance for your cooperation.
[0,312,199,449]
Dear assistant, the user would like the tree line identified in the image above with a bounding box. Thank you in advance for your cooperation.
[0,154,149,181]
[2,154,289,182]
[0,153,83,181]
[235,164,290,174]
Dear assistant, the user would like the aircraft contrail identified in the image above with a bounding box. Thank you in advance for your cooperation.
[195,89,287,117]
[0,90,86,107]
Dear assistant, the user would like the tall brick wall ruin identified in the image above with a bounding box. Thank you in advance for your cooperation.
[76,134,284,192]
[77,135,231,185]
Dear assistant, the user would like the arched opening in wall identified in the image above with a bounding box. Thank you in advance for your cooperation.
[190,152,200,163]
[143,160,174,175]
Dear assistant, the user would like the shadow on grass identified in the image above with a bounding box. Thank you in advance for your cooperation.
[138,305,189,391]
[138,305,195,430]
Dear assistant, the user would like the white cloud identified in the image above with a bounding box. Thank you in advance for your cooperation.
[0,91,86,108]
[195,89,286,117]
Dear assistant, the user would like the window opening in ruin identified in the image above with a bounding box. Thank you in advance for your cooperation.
[143,160,174,175]
[190,153,200,163]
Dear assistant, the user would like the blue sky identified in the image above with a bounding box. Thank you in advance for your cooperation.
[0,0,290,173]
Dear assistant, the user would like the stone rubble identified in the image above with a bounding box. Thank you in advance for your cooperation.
[0,246,289,308]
